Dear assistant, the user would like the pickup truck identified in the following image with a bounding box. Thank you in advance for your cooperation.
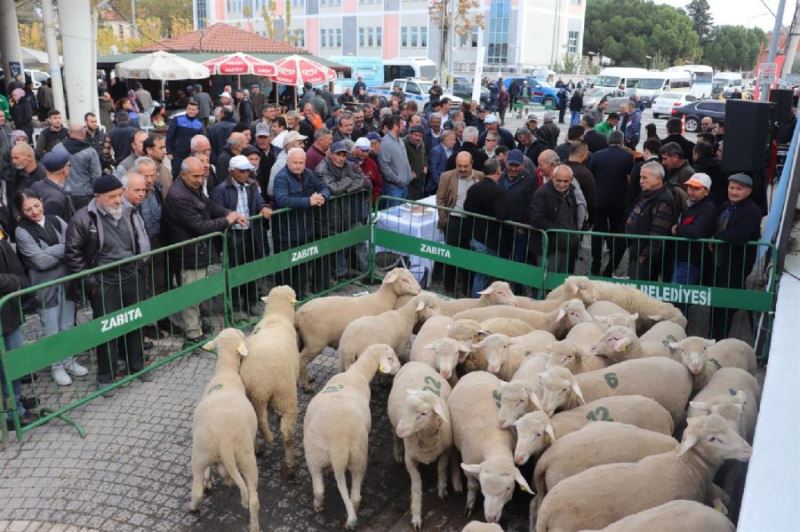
[369,78,463,109]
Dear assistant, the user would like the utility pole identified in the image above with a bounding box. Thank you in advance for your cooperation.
[130,0,138,39]
[762,0,787,101]
[447,0,456,93]
[41,0,67,116]
[0,0,25,83]
[780,0,800,79]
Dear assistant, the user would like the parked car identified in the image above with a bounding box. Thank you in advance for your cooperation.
[453,76,491,106]
[651,92,698,118]
[503,77,560,106]
[581,87,626,111]
[673,99,726,132]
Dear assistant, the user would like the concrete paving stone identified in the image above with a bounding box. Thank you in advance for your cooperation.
[7,522,29,532]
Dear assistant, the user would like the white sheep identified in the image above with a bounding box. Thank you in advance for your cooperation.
[536,359,693,426]
[189,329,260,532]
[688,367,761,442]
[511,395,675,465]
[474,330,558,381]
[516,281,599,311]
[587,300,629,321]
[534,414,751,532]
[453,299,586,338]
[594,311,639,331]
[670,337,757,392]
[387,361,459,530]
[590,325,684,364]
[451,319,490,373]
[582,500,735,532]
[480,317,534,337]
[547,276,687,329]
[303,344,401,529]
[395,281,516,315]
[528,422,677,526]
[461,522,504,532]
[295,268,421,390]
[338,294,440,371]
[240,286,300,476]
[448,371,532,523]
[545,340,608,374]
[497,378,541,428]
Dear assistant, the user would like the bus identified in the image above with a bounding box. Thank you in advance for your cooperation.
[668,65,714,98]
[328,56,384,92]
[635,70,692,105]
[594,67,650,92]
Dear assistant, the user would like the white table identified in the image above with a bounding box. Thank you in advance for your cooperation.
[375,195,443,285]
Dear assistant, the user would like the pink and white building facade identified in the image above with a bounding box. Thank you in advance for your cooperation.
[193,0,585,71]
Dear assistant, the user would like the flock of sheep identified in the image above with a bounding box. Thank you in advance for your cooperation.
[187,269,759,532]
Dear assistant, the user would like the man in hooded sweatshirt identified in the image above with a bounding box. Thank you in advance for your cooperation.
[61,122,102,210]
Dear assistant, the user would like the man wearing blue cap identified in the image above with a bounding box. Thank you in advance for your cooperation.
[711,173,761,340]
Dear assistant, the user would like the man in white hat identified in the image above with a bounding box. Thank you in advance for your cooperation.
[671,172,717,286]
[209,155,272,316]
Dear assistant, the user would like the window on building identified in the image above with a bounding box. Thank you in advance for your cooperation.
[291,29,306,47]
[292,0,304,6]
[367,27,374,47]
[411,26,418,47]
[401,26,408,47]
[567,30,579,54]
[376,27,382,46]
[487,0,510,63]
[570,0,581,4]
[336,28,342,47]
[421,26,427,47]
[320,28,327,47]
[359,28,365,47]
[196,0,208,28]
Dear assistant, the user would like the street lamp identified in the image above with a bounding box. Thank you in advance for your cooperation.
[645,55,653,70]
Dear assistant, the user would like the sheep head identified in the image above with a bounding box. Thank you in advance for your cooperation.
[461,458,532,524]
[423,337,466,380]
[559,276,599,305]
[545,340,583,374]
[512,410,556,464]
[498,380,535,428]
[261,285,298,323]
[396,389,447,439]
[478,281,517,306]
[555,299,592,328]
[591,326,636,360]
[385,268,422,297]
[362,344,401,375]
[688,392,747,433]
[678,413,752,463]
[595,312,639,331]
[447,319,483,345]
[412,293,442,322]
[537,366,584,415]
[671,337,716,375]
[203,328,248,361]
[473,333,512,375]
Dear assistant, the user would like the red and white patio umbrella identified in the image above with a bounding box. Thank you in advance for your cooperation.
[270,54,337,107]
[202,52,277,76]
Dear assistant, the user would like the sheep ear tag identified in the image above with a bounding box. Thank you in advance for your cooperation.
[379,359,392,374]
[237,342,248,357]
[202,339,215,352]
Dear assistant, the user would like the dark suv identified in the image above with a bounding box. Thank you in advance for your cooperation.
[674,100,726,132]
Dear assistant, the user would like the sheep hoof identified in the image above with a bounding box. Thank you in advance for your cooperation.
[438,487,448,500]
[314,500,324,513]
[344,517,357,529]
[464,505,474,517]
[285,467,295,480]
[411,517,422,531]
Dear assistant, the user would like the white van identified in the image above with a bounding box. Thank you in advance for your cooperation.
[668,65,714,98]
[635,70,692,105]
[383,57,437,81]
[594,67,650,92]
[713,72,743,98]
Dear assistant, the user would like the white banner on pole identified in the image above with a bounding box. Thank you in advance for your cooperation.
[472,46,485,103]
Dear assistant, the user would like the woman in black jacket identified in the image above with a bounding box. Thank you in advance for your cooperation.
[9,88,33,141]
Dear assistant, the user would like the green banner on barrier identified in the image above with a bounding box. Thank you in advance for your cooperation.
[373,228,546,286]
[2,273,226,380]
[227,225,371,288]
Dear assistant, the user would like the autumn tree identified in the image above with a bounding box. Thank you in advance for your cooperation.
[429,0,486,84]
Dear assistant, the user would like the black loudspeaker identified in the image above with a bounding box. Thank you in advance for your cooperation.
[770,89,793,125]
[722,99,774,172]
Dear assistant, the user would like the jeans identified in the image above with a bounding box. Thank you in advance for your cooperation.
[1,328,25,419]
[470,239,497,297]
[672,261,701,285]
[381,182,408,208]
[39,289,76,369]
[570,111,581,126]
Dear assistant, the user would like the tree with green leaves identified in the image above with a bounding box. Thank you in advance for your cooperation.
[685,0,714,47]
[703,26,766,71]
[584,0,701,66]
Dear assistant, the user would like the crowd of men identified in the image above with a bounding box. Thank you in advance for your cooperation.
[0,77,765,427]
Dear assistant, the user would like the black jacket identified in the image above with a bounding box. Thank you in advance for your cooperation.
[0,238,29,333]
[563,161,597,226]
[35,127,68,158]
[478,127,516,151]
[662,133,696,162]
[589,145,633,209]
[207,119,237,164]
[529,181,579,252]
[714,197,762,285]
[674,195,717,263]
[693,156,726,207]
[164,177,232,268]
[31,177,75,221]
[463,177,508,250]
[584,129,608,153]
[447,141,488,173]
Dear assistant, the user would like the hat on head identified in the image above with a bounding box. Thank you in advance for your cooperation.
[241,145,259,157]
[251,83,260,89]
[93,175,123,194]
[229,154,255,171]
[330,141,349,154]
[484,114,499,124]
[366,132,382,142]
[728,173,753,188]
[527,114,538,122]
[507,149,524,165]
[355,137,371,150]
[409,125,425,135]
[543,111,554,122]
[685,173,712,189]
[42,149,70,172]
[255,123,271,137]
[283,131,308,146]
[515,127,532,137]
[10,130,28,144]
[219,91,232,100]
